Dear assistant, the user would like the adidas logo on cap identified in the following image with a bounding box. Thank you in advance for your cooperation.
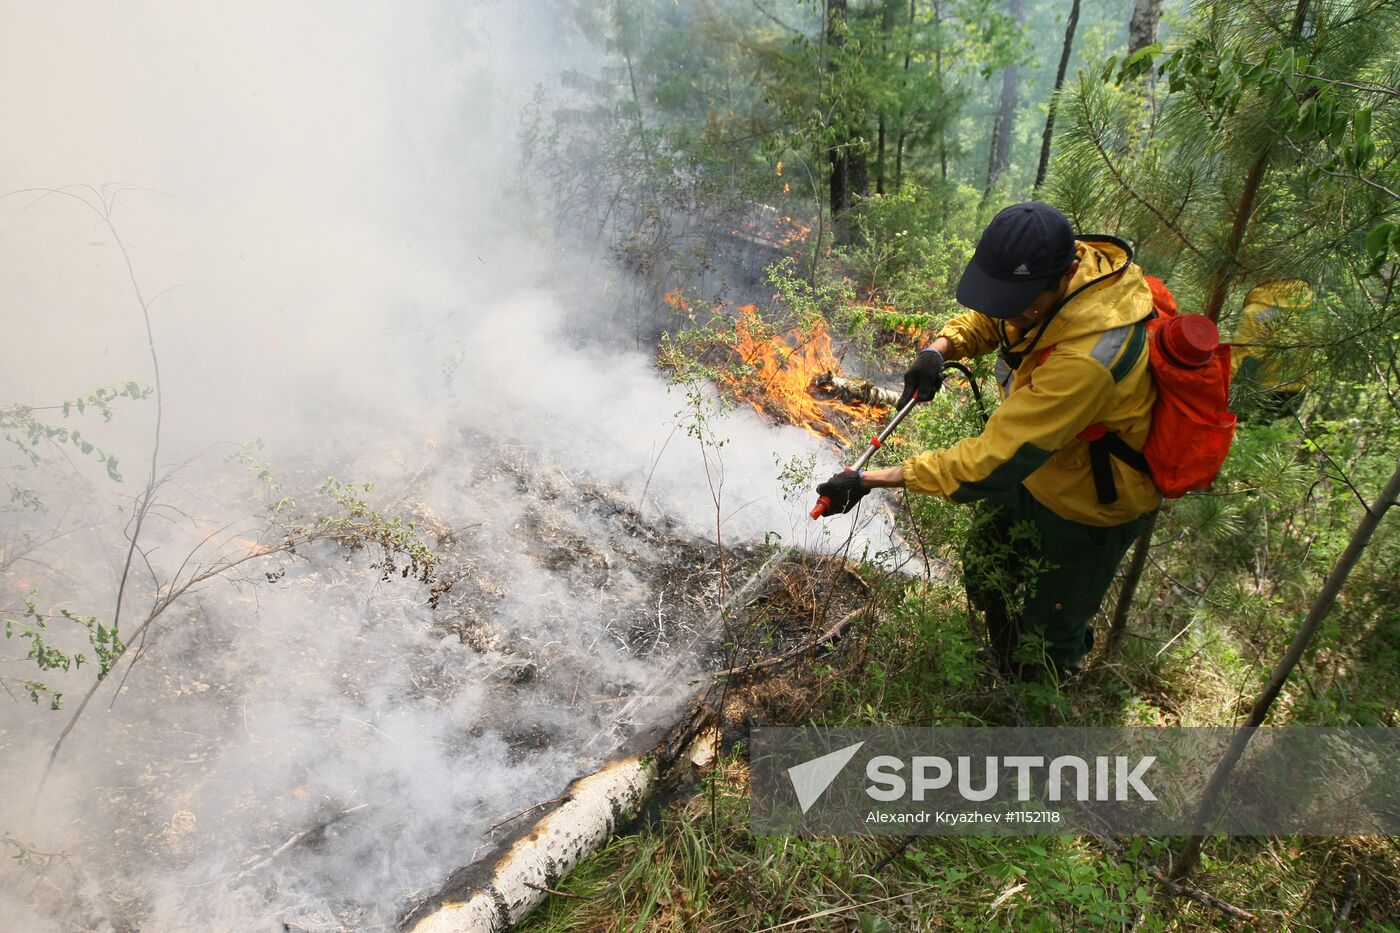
[1012,263,1031,276]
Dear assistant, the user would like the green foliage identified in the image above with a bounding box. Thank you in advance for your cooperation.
[764,256,856,330]
[517,6,1400,928]
[226,438,296,512]
[315,476,438,584]
[1,381,152,509]
[2,593,126,709]
[775,450,818,504]
[834,183,978,312]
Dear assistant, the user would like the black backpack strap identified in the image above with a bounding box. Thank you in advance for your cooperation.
[1088,433,1152,505]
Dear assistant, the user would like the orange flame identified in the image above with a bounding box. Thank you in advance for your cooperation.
[778,221,811,248]
[726,306,883,446]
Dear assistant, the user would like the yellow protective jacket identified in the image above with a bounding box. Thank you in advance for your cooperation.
[903,237,1161,527]
[1230,279,1314,393]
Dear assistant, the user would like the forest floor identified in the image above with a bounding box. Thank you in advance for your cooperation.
[515,550,1400,932]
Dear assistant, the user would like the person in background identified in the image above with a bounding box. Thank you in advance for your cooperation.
[816,202,1160,678]
[1230,279,1315,421]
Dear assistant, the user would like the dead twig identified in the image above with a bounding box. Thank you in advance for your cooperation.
[752,885,940,932]
[523,881,593,900]
[486,795,571,835]
[40,534,309,789]
[234,803,370,883]
[1093,837,1256,923]
[709,606,864,678]
[1146,864,1257,922]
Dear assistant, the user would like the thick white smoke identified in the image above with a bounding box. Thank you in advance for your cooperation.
[0,2,897,928]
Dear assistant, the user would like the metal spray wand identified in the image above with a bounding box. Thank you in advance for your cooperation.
[809,392,922,520]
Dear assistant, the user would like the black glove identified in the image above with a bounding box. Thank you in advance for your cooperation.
[897,348,945,408]
[815,469,869,516]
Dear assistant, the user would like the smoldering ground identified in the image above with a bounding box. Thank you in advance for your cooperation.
[1,2,898,929]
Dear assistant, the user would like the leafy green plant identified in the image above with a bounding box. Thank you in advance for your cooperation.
[1,381,152,507]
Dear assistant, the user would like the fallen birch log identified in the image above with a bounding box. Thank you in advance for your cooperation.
[400,702,718,933]
[812,372,899,408]
[399,549,791,933]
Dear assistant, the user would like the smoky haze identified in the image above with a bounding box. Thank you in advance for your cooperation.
[1,2,896,929]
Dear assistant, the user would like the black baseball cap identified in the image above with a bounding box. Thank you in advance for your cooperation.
[956,202,1077,319]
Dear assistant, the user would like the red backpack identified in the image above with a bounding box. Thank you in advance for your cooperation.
[1047,275,1237,503]
[1138,276,1237,497]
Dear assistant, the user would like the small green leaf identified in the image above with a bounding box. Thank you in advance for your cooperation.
[857,916,895,933]
[1354,107,1372,138]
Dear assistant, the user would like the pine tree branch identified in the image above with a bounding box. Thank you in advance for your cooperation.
[1289,145,1400,202]
[1329,0,1400,32]
[1290,71,1400,99]
[1076,99,1204,257]
[1337,262,1400,416]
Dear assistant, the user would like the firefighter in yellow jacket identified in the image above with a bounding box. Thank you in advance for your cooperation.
[817,202,1160,676]
[1231,279,1315,420]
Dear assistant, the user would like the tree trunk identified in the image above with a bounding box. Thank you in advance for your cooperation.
[983,0,1023,202]
[933,0,947,184]
[826,0,868,244]
[1202,151,1268,322]
[1127,0,1162,55]
[1172,455,1400,880]
[1201,0,1310,322]
[877,114,887,196]
[875,0,899,196]
[895,0,916,191]
[813,372,900,408]
[1033,0,1082,192]
[1108,507,1156,644]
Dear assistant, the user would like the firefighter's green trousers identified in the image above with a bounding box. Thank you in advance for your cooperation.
[963,484,1152,675]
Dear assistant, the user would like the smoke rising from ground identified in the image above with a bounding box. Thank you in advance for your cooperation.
[1,3,896,927]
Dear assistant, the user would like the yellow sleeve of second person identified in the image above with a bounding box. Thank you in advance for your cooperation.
[936,311,1002,361]
[903,352,1112,502]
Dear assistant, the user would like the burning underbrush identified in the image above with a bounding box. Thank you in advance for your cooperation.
[660,300,897,450]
